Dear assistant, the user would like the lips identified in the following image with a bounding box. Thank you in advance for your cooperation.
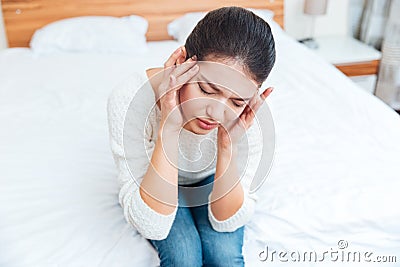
[197,118,218,125]
[196,118,219,130]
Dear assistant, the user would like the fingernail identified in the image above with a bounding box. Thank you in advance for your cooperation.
[191,55,197,61]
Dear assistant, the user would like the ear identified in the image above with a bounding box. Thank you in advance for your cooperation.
[176,46,187,65]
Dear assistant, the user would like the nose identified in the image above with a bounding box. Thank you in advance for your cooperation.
[205,99,226,124]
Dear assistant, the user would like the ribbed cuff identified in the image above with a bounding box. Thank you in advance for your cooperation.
[207,190,255,232]
[130,188,178,240]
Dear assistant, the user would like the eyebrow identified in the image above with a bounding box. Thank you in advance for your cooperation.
[200,75,253,101]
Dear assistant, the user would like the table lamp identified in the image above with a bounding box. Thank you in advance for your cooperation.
[299,0,328,49]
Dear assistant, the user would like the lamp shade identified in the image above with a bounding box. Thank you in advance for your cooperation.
[304,0,328,15]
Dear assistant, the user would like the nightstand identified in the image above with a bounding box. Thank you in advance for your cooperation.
[308,35,382,94]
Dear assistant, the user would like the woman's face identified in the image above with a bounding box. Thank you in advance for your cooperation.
[178,58,259,135]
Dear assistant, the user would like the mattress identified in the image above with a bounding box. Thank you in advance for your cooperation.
[1,26,400,266]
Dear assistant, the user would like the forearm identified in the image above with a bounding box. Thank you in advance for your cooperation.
[139,130,179,215]
[210,144,244,221]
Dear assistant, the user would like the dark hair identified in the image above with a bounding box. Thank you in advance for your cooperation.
[184,6,276,87]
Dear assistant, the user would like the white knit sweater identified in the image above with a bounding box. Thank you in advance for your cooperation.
[107,70,262,240]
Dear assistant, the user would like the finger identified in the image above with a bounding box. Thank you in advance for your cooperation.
[165,67,194,100]
[171,56,198,78]
[247,87,274,118]
[174,63,200,86]
[163,47,183,75]
[260,87,274,101]
[242,104,256,124]
[237,104,252,125]
[176,46,187,65]
[161,75,176,101]
[161,74,177,100]
[164,63,199,105]
[244,94,263,123]
[245,93,260,115]
[238,87,274,127]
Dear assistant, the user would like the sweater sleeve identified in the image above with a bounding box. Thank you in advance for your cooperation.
[207,122,262,232]
[107,73,178,240]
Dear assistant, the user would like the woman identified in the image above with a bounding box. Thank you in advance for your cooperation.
[107,6,275,266]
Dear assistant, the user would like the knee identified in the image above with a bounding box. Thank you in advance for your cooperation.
[156,236,203,267]
[203,227,245,266]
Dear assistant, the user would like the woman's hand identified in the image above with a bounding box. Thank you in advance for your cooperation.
[217,87,274,150]
[158,47,199,134]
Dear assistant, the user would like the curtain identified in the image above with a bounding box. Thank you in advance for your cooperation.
[374,0,400,109]
[359,0,400,110]
[350,0,366,39]
[359,0,391,50]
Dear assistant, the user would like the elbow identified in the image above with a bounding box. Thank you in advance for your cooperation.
[123,205,174,240]
[120,186,177,241]
[207,192,256,233]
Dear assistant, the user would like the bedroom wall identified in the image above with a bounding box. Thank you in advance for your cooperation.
[0,0,349,50]
[284,0,349,39]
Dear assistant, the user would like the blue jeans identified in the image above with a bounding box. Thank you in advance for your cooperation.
[147,173,245,267]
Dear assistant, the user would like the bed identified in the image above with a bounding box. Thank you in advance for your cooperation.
[1,0,400,266]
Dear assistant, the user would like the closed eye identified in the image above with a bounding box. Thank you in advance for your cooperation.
[198,83,213,95]
[198,83,246,108]
[232,100,246,107]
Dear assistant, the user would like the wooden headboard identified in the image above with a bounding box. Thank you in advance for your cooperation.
[1,0,284,48]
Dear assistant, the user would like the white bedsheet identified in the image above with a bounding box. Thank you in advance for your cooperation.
[1,29,400,267]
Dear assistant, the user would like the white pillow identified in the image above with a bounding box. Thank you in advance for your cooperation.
[167,8,277,44]
[30,15,149,55]
[167,12,207,44]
